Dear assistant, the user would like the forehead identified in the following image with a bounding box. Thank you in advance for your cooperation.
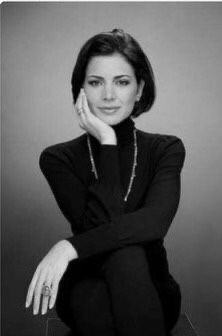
[85,53,135,77]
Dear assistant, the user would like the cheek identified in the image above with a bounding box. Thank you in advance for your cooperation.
[121,88,137,106]
[84,89,97,109]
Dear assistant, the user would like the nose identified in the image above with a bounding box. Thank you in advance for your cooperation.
[102,84,116,101]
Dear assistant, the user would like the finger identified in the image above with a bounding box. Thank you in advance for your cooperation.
[81,90,94,134]
[78,109,87,129]
[78,91,88,125]
[26,267,40,308]
[81,89,90,119]
[74,89,84,115]
[48,277,60,310]
[41,275,53,315]
[74,92,86,125]
[33,270,47,315]
[41,290,50,315]
[74,89,88,132]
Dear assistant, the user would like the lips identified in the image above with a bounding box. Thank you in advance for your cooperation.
[98,107,120,113]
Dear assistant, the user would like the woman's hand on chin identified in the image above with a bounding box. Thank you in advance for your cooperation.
[75,88,117,145]
[25,240,78,315]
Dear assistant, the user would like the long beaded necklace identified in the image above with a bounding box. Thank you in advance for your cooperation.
[87,128,138,202]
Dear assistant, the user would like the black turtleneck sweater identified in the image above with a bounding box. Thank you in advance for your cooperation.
[39,117,185,268]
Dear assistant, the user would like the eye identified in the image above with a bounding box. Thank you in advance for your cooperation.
[88,80,101,87]
[116,80,130,86]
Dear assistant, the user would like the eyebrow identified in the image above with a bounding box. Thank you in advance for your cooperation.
[87,75,132,79]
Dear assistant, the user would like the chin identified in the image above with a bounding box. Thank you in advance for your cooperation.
[96,113,128,126]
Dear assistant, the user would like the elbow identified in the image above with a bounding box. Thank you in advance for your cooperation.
[152,210,178,241]
[156,219,171,240]
[160,205,180,239]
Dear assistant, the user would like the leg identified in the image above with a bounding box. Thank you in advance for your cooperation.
[155,274,182,333]
[56,257,116,336]
[101,245,166,336]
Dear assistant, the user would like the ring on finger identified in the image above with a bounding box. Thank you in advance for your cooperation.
[41,283,52,297]
[77,108,83,115]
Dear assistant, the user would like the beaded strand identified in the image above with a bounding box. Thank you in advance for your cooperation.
[87,128,138,202]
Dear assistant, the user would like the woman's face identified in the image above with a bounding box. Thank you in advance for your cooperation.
[83,53,144,125]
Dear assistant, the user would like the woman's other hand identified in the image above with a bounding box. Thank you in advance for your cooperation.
[75,88,117,145]
[25,240,78,315]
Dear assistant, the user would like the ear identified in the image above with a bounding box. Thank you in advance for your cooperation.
[136,80,145,101]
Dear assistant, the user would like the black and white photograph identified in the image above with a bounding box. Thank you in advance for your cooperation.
[1,2,222,336]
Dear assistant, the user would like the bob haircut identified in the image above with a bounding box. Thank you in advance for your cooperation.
[71,28,156,118]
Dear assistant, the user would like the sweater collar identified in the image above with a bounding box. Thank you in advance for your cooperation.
[88,116,136,147]
[112,116,135,145]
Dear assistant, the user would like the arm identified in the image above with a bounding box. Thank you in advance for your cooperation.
[40,136,185,261]
[39,144,125,234]
[67,136,186,259]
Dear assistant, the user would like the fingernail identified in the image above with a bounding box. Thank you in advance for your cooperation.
[33,310,37,315]
[25,302,28,308]
[42,310,46,315]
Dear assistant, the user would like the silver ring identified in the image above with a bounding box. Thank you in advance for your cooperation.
[77,108,83,115]
[41,284,52,297]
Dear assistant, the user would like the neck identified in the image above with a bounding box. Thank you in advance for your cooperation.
[112,116,135,145]
[88,116,136,147]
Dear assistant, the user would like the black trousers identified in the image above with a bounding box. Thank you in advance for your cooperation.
[56,245,181,336]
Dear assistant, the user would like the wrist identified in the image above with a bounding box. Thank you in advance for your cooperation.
[60,240,78,261]
[101,136,117,145]
[100,130,117,145]
[101,140,117,145]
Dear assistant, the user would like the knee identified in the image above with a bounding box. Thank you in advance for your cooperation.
[101,245,150,279]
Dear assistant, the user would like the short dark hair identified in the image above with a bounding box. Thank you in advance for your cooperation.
[71,28,156,117]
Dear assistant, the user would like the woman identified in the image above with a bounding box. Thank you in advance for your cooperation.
[26,29,186,336]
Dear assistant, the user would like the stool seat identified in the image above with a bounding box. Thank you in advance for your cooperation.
[46,313,198,336]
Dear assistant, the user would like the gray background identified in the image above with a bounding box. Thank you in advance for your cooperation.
[2,2,222,336]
